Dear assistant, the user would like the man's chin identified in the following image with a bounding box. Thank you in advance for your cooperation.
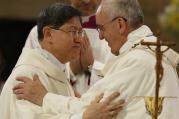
[71,51,80,59]
[111,49,119,56]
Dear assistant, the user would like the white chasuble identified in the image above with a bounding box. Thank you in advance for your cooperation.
[41,25,179,119]
[0,48,75,119]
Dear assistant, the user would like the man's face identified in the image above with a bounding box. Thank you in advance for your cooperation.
[71,0,101,16]
[96,11,122,55]
[47,16,83,63]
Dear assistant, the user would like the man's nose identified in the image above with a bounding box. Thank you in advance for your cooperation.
[74,36,82,43]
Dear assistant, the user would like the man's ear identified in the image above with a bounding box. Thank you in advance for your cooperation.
[43,26,53,44]
[117,18,127,34]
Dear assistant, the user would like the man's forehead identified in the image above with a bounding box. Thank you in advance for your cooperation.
[96,4,102,14]
[67,16,81,22]
[65,17,82,25]
[63,22,82,29]
[96,0,113,15]
[96,3,107,18]
[96,8,108,23]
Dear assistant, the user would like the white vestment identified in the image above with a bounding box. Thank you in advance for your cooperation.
[24,25,115,95]
[24,26,41,49]
[0,48,75,119]
[40,25,179,119]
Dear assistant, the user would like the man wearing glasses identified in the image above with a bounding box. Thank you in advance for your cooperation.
[12,0,179,119]
[0,3,124,119]
[23,0,114,96]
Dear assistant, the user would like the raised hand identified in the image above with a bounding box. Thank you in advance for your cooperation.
[80,32,94,71]
[70,31,94,74]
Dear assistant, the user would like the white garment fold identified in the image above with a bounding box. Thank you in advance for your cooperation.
[0,48,75,119]
[41,25,179,119]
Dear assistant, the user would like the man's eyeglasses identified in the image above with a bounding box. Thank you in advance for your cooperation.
[50,27,84,38]
[96,16,127,33]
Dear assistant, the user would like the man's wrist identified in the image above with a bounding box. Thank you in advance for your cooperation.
[38,91,48,106]
[41,92,50,107]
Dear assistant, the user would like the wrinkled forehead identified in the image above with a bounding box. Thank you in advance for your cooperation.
[96,4,109,24]
[96,0,117,22]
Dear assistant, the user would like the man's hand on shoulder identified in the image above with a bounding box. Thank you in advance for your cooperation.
[13,74,47,106]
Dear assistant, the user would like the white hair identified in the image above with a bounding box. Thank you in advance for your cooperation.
[99,0,144,27]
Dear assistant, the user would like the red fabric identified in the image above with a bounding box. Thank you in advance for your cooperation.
[82,15,96,29]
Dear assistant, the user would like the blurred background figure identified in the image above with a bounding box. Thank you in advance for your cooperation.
[71,0,99,28]
[0,0,178,93]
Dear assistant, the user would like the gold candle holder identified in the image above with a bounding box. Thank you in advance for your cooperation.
[135,96,177,119]
[144,97,164,119]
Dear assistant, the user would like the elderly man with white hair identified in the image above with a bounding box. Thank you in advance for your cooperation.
[13,0,179,119]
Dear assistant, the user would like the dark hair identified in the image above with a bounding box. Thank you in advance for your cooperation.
[37,3,82,40]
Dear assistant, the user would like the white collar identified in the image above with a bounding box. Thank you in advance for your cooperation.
[118,25,179,68]
[38,48,66,72]
[119,25,154,54]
